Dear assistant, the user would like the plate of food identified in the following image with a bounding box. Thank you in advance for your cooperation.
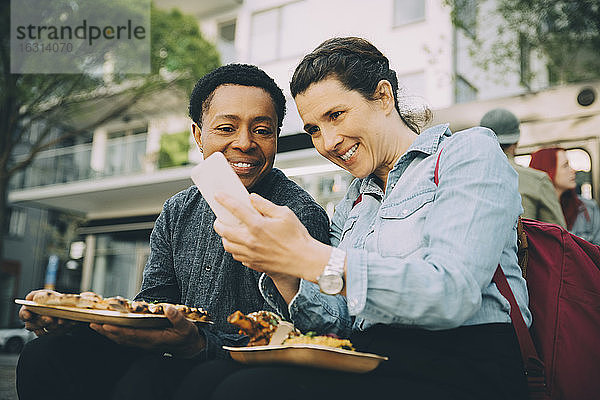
[15,290,212,328]
[223,311,388,373]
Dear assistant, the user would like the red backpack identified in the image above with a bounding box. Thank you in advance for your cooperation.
[497,218,600,400]
[434,151,600,400]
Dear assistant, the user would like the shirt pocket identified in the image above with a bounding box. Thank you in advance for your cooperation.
[377,189,435,257]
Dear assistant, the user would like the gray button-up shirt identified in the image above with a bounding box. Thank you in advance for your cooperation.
[135,168,330,359]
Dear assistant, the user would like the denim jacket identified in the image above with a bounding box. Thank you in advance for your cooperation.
[261,124,532,336]
[572,196,600,245]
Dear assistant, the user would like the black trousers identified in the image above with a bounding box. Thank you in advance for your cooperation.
[176,323,529,400]
[17,323,528,400]
[17,327,190,400]
[16,326,234,400]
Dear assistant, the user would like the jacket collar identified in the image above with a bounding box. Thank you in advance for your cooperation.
[402,123,451,159]
[357,124,451,195]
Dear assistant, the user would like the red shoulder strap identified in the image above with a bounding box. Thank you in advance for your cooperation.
[493,267,547,393]
[434,149,443,186]
[355,148,444,207]
[352,194,363,208]
[493,267,542,367]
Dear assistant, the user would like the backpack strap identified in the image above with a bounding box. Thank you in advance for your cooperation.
[493,267,547,395]
[353,194,363,208]
[434,149,443,186]
[517,218,529,278]
[434,148,547,395]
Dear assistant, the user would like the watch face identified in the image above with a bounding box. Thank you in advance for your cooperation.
[318,274,344,295]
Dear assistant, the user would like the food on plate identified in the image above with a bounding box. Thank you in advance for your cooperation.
[29,290,211,322]
[227,311,355,350]
[283,331,355,351]
[227,310,283,346]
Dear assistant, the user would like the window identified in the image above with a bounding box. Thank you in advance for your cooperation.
[104,125,148,177]
[455,75,478,103]
[250,1,307,63]
[398,71,426,97]
[90,231,151,298]
[519,33,531,88]
[6,208,27,238]
[565,149,592,199]
[393,0,425,26]
[515,148,593,199]
[11,120,94,189]
[25,121,93,150]
[279,1,307,59]
[250,9,278,63]
[453,0,477,36]
[219,19,236,42]
[217,19,236,64]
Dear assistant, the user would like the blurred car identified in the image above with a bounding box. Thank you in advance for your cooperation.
[0,327,36,353]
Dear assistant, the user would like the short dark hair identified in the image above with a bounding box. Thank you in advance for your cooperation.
[290,37,431,133]
[189,64,286,131]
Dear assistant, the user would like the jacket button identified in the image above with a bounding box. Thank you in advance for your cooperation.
[204,265,212,271]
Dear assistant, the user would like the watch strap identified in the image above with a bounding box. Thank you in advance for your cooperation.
[324,247,346,275]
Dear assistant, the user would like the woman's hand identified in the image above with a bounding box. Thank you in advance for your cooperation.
[90,305,206,358]
[19,290,79,337]
[213,192,331,282]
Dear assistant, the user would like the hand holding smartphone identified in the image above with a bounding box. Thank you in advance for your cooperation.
[191,152,252,225]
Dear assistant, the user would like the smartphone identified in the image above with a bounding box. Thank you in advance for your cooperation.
[190,152,252,225]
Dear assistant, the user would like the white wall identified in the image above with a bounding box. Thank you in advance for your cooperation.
[166,0,552,124]
[454,0,549,101]
[194,0,456,135]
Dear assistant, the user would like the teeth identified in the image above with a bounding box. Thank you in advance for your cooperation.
[340,144,358,161]
[231,162,252,168]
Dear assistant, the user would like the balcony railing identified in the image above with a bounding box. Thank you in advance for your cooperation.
[10,134,148,190]
[10,143,93,190]
[103,134,147,178]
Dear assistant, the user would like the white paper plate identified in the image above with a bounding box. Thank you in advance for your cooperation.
[16,299,212,328]
[224,344,388,373]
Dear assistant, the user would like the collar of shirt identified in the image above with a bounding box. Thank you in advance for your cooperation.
[358,123,451,196]
[248,168,281,196]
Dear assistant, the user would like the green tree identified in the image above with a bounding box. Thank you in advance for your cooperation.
[158,130,191,169]
[0,1,220,260]
[447,0,600,86]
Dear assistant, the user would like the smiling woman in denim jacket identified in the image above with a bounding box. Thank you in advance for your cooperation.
[210,37,530,400]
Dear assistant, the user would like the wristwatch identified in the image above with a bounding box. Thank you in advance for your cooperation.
[317,247,346,295]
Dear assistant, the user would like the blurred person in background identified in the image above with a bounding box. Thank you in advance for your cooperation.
[16,64,330,400]
[529,147,600,244]
[204,37,530,400]
[480,108,566,228]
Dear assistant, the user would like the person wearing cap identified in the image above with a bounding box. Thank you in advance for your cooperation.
[480,108,566,227]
